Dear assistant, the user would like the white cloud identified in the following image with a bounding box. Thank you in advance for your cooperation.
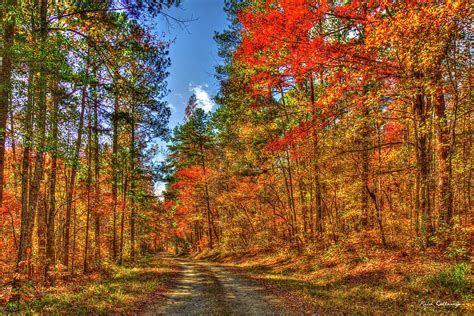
[155,182,166,199]
[190,84,214,112]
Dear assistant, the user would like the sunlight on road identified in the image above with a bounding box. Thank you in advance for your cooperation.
[153,259,292,315]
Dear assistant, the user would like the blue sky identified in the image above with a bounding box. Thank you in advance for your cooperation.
[152,0,229,194]
[156,0,230,128]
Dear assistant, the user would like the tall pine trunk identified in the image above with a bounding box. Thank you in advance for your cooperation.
[93,81,101,262]
[129,117,136,261]
[111,95,119,259]
[17,68,34,274]
[27,0,49,282]
[0,0,16,206]
[17,0,48,275]
[119,172,127,265]
[64,68,88,269]
[84,103,93,273]
[46,80,60,275]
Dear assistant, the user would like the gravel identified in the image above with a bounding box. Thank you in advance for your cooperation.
[145,258,296,315]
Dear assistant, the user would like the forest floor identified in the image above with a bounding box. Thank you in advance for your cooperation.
[1,255,297,315]
[1,247,471,314]
[0,255,181,314]
[195,244,473,314]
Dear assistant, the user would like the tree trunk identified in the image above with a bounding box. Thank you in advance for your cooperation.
[93,76,101,262]
[84,102,93,273]
[46,80,60,274]
[360,113,370,229]
[119,172,128,265]
[129,117,136,261]
[37,191,47,282]
[199,143,213,249]
[310,77,323,237]
[71,205,77,273]
[0,0,16,207]
[367,186,387,247]
[17,68,34,274]
[32,0,50,282]
[414,88,433,247]
[434,87,453,226]
[17,0,48,276]
[111,95,119,259]
[298,176,308,243]
[63,68,88,269]
[285,151,298,239]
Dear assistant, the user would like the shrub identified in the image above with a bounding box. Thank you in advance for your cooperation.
[435,263,471,297]
[446,241,470,261]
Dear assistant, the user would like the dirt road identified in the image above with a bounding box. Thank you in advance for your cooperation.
[146,258,295,315]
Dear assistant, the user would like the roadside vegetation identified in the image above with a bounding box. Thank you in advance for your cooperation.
[196,240,473,314]
[1,256,180,314]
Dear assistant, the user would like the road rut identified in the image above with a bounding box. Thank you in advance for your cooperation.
[147,258,295,315]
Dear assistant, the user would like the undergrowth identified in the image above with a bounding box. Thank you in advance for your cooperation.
[432,262,472,298]
[1,255,179,314]
[200,241,473,313]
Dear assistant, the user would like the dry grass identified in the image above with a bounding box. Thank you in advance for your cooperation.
[0,255,181,314]
[199,242,473,314]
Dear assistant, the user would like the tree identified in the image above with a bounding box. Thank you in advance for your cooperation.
[2,0,178,299]
[166,108,215,249]
[161,0,472,255]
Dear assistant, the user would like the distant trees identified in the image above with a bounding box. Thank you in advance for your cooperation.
[165,109,215,250]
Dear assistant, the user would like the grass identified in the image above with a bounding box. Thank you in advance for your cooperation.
[201,245,473,314]
[431,262,472,297]
[1,255,181,314]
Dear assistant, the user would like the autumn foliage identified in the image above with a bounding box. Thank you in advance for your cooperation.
[0,1,178,305]
[163,0,472,259]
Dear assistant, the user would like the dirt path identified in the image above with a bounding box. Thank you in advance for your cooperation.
[145,258,295,315]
